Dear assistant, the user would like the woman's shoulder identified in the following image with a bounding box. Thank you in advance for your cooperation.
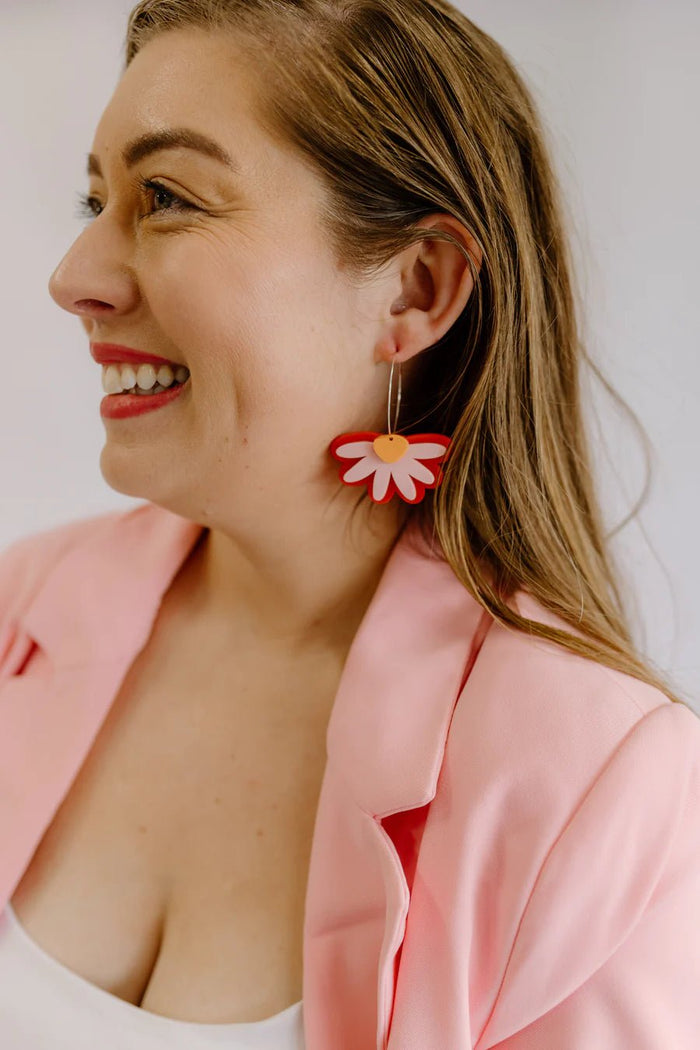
[449,583,700,852]
[0,501,156,622]
[453,582,699,803]
[479,584,684,720]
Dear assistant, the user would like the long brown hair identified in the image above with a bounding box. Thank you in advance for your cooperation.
[124,0,689,707]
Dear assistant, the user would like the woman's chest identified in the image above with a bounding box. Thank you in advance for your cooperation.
[9,631,339,1023]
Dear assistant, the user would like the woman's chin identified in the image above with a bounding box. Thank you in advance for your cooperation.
[98,447,166,502]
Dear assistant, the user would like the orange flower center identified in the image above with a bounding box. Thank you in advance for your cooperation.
[373,434,409,463]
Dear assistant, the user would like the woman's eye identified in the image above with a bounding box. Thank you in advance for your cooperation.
[138,179,195,216]
[74,193,104,221]
[74,179,197,222]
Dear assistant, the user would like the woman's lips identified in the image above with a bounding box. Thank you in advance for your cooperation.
[100,376,190,420]
[90,343,183,368]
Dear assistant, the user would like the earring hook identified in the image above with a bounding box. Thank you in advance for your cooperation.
[387,358,402,435]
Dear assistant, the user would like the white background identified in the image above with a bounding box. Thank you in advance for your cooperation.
[0,1,698,706]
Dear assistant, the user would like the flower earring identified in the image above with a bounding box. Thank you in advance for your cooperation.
[329,357,452,504]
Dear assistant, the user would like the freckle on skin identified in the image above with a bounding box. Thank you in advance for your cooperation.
[138,825,148,834]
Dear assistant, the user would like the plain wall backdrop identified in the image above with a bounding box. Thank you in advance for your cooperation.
[1,1,698,706]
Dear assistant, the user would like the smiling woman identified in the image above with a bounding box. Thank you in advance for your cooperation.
[1,1,699,1049]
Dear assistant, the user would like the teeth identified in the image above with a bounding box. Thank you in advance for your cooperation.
[101,362,190,395]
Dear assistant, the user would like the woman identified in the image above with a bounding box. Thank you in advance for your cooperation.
[0,0,698,1047]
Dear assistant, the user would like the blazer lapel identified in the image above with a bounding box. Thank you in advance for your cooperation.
[304,521,493,1049]
[0,503,203,906]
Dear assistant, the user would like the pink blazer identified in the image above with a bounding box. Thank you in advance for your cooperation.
[1,500,699,1049]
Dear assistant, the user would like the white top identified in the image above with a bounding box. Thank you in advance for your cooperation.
[0,903,305,1049]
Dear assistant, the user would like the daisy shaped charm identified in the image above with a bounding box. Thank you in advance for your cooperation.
[329,430,452,504]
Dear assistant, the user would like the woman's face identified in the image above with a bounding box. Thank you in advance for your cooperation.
[49,28,402,531]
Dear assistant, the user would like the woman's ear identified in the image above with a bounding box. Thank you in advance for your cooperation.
[378,214,482,365]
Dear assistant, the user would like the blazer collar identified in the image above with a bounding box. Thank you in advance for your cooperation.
[326,518,492,816]
[13,501,491,819]
[19,503,204,669]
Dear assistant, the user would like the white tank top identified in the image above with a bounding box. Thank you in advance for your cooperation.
[0,903,305,1049]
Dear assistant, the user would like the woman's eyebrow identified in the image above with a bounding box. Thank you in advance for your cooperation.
[86,127,240,176]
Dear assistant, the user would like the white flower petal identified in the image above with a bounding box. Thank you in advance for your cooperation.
[392,467,417,501]
[371,464,392,501]
[404,458,435,484]
[342,456,377,483]
[407,441,448,460]
[334,440,375,459]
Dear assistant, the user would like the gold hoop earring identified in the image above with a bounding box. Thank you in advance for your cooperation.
[329,357,452,504]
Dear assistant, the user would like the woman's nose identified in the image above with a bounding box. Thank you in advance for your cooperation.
[47,223,138,322]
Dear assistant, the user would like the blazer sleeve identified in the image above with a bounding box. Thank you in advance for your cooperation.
[475,698,700,1050]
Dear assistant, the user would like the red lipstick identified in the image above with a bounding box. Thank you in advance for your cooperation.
[91,343,183,367]
[93,343,190,420]
[100,381,189,420]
